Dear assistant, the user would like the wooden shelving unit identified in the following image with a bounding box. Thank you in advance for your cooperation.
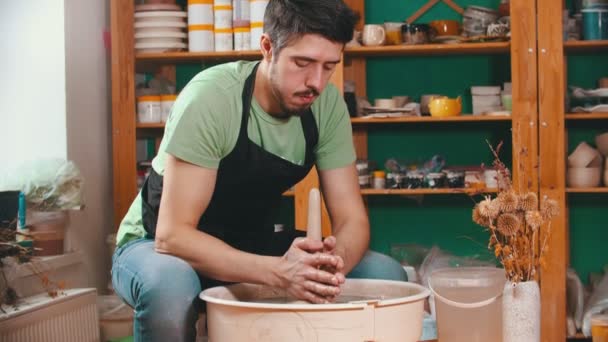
[566,187,608,193]
[138,115,512,129]
[351,115,511,124]
[284,188,498,197]
[111,0,571,340]
[565,113,608,120]
[564,40,608,52]
[134,42,510,65]
[360,188,497,195]
[344,41,509,57]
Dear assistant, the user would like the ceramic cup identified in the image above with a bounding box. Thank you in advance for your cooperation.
[429,20,461,36]
[568,141,601,167]
[384,22,404,45]
[375,98,396,108]
[582,8,608,40]
[392,96,410,107]
[362,24,386,46]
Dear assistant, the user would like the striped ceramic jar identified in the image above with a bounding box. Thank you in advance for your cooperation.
[249,0,268,49]
[188,0,214,51]
[214,0,233,51]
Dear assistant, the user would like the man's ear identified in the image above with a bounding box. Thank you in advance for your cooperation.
[260,33,273,62]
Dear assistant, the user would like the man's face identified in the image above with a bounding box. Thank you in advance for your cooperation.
[267,34,343,117]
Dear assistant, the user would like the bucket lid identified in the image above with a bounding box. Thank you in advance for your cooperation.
[428,267,506,309]
[429,267,505,288]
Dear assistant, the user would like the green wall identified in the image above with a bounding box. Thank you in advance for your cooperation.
[364,0,507,262]
[363,0,607,284]
[171,0,606,283]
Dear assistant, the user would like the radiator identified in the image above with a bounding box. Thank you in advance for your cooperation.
[0,288,99,342]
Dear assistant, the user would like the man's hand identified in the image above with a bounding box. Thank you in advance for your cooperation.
[274,237,344,304]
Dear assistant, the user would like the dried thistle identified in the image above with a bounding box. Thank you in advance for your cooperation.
[497,191,518,213]
[518,192,538,211]
[496,213,520,236]
[473,142,560,284]
[541,199,560,220]
[478,197,500,219]
[525,210,543,230]
[472,205,491,227]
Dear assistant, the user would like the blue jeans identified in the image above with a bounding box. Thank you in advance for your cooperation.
[111,238,407,342]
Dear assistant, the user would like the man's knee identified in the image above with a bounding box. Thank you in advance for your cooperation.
[347,250,408,281]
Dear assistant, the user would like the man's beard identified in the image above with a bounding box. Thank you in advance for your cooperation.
[269,68,318,119]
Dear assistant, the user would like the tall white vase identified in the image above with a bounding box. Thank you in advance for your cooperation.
[502,280,541,342]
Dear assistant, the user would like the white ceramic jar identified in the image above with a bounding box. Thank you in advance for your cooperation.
[160,94,177,122]
[137,95,162,123]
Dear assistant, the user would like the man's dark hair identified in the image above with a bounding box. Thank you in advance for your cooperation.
[263,0,359,54]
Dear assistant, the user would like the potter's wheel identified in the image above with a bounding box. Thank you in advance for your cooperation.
[200,279,430,342]
[200,189,429,341]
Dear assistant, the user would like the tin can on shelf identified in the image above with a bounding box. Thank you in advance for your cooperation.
[425,172,446,189]
[405,171,425,189]
[372,171,386,189]
[446,170,466,188]
[137,95,162,123]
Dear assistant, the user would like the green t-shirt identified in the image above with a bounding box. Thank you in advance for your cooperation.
[116,61,355,247]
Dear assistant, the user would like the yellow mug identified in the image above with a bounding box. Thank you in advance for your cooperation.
[428,96,462,117]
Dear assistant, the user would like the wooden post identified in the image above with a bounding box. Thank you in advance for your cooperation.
[536,0,567,340]
[110,0,137,230]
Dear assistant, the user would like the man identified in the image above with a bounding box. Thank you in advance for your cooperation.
[112,0,405,340]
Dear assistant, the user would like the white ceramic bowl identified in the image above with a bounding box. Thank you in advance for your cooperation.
[567,167,602,188]
[568,142,601,167]
[595,132,608,156]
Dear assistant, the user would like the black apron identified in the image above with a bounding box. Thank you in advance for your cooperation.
[140,63,318,257]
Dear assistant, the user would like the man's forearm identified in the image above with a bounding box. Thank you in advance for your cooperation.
[155,226,282,287]
[332,217,370,274]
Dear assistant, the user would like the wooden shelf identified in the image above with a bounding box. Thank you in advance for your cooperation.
[136,50,262,63]
[344,42,510,57]
[351,115,511,124]
[564,40,608,52]
[566,187,608,193]
[360,188,497,195]
[134,42,510,64]
[569,332,590,339]
[565,112,608,120]
[138,116,512,129]
[137,122,165,129]
[282,190,295,197]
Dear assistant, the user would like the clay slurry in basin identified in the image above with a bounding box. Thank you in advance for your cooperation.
[243,294,388,304]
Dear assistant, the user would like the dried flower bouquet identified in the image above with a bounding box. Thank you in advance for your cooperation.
[472,142,559,283]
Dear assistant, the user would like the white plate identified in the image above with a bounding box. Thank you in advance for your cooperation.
[571,104,608,112]
[363,106,410,113]
[135,31,187,39]
[361,112,416,118]
[135,41,187,49]
[135,27,184,34]
[134,21,186,29]
[135,11,187,18]
[136,37,185,44]
[584,88,608,97]
[135,4,182,12]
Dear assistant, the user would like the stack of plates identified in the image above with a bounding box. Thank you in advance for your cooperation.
[134,4,187,53]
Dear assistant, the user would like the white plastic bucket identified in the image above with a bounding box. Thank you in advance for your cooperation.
[98,295,133,341]
[429,267,506,342]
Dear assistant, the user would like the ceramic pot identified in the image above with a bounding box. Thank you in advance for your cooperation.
[503,280,540,342]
